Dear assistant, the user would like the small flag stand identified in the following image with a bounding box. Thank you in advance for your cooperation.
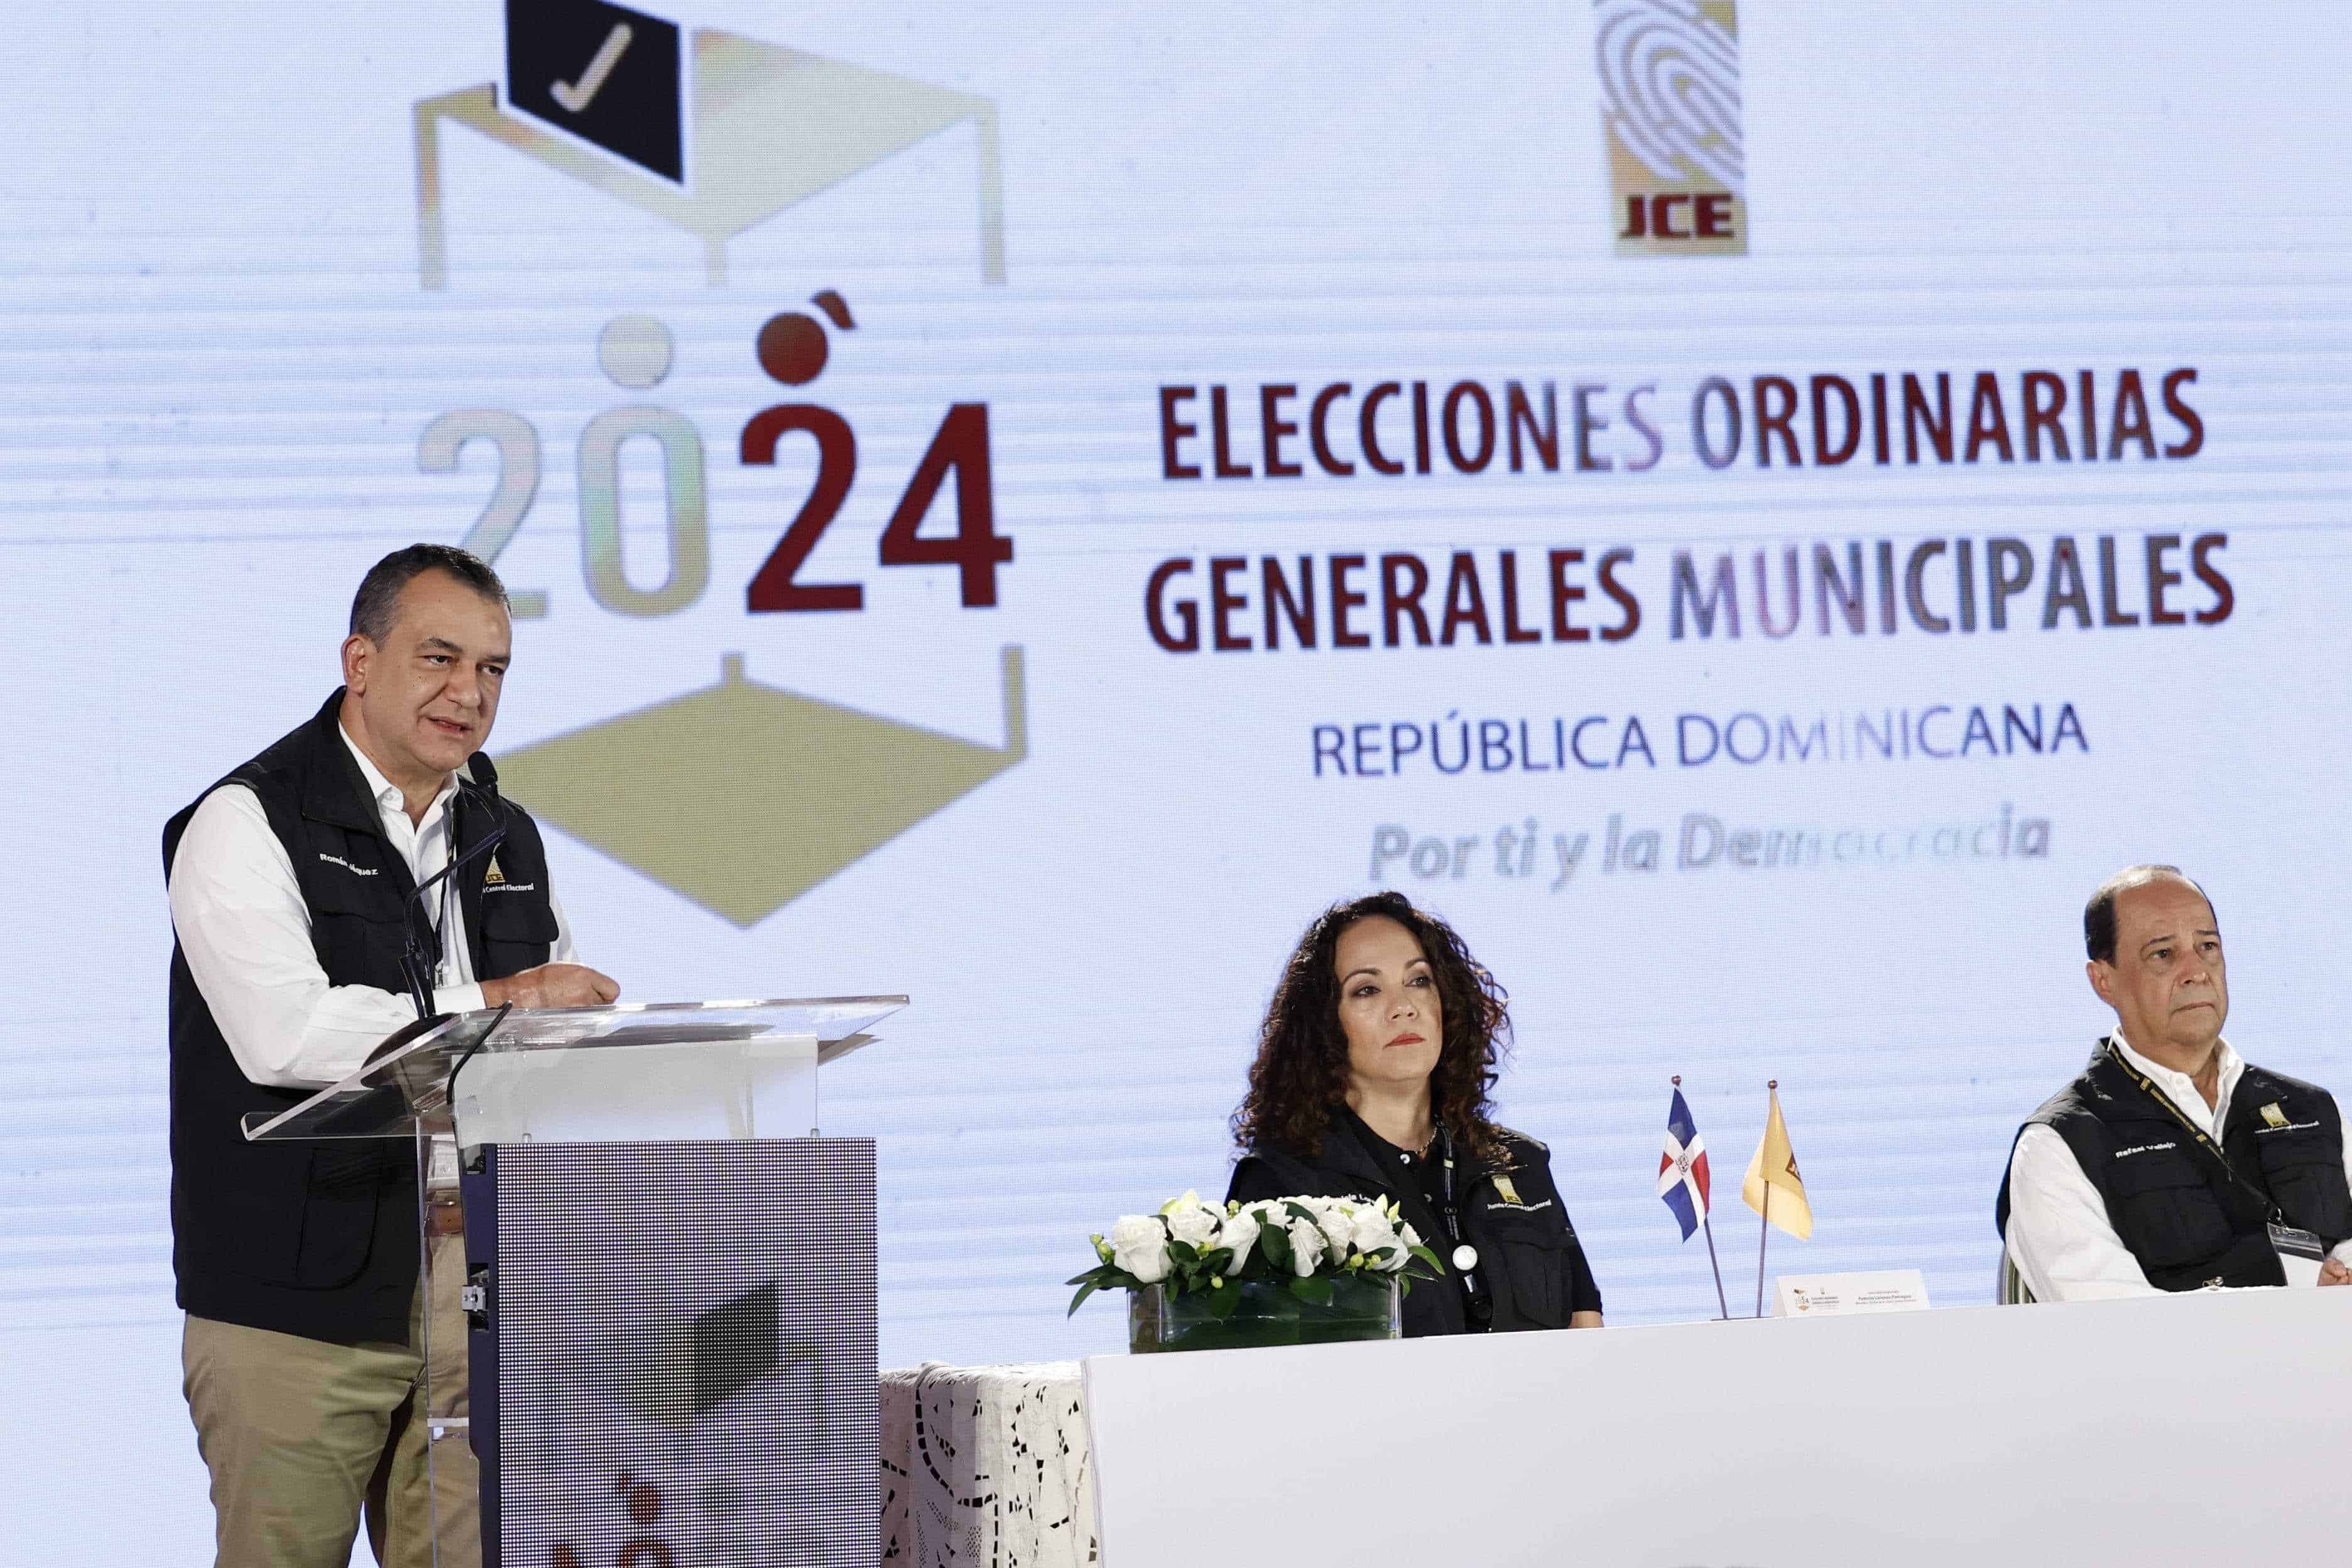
[1741,1078,1814,1317]
[1756,1121,1772,1318]
[1685,1079,1731,1322]
[1659,1076,1730,1321]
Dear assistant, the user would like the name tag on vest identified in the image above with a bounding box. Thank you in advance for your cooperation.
[2268,1221,2326,1287]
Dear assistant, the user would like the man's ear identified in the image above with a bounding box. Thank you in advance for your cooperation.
[341,633,373,694]
[2086,958,2118,1010]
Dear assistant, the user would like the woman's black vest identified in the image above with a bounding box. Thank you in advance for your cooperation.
[1996,1041,2352,1292]
[162,691,559,1345]
[1228,1111,1598,1335]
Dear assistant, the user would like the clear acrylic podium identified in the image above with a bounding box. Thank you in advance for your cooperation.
[246,996,906,1568]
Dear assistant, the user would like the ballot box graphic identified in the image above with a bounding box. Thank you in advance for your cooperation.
[503,0,687,183]
[416,2,1006,285]
[245,996,901,1566]
[491,648,1028,928]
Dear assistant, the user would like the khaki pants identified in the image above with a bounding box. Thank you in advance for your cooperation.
[183,1234,479,1568]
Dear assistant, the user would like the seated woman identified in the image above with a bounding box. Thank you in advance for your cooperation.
[1226,891,1602,1336]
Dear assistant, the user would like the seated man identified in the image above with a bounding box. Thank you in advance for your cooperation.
[1998,864,2352,1299]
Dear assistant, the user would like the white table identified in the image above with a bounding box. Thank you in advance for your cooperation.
[1086,1287,2352,1566]
[888,1290,2352,1567]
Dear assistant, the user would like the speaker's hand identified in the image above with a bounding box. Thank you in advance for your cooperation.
[482,964,621,1010]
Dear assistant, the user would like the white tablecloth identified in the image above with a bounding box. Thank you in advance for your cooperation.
[1083,1288,2352,1566]
[879,1361,1097,1567]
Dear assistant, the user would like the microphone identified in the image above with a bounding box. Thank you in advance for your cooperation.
[397,779,510,1022]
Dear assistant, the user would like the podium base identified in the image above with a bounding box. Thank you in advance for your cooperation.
[460,1140,878,1566]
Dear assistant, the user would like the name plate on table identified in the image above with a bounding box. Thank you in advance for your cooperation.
[1773,1270,1930,1317]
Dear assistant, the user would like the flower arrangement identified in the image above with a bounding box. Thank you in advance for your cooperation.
[1067,1190,1443,1319]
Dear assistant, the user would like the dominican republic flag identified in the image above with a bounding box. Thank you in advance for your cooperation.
[1657,1088,1711,1240]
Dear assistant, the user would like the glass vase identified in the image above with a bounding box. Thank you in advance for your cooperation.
[1128,1273,1401,1353]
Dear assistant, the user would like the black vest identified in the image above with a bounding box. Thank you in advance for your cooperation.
[1996,1041,2352,1292]
[1228,1111,1596,1335]
[163,690,559,1344]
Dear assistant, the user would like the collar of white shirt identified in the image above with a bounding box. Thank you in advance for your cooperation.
[2108,1028,2245,1138]
[336,722,460,834]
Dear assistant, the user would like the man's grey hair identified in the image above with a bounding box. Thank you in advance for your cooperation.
[349,544,509,646]
[2084,864,2214,964]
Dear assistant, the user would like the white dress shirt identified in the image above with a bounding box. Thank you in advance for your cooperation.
[168,721,577,1091]
[2006,1030,2352,1302]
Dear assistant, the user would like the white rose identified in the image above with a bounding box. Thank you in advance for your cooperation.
[1162,1192,1219,1251]
[1218,1209,1260,1275]
[1109,1215,1171,1284]
[1287,1216,1326,1277]
[1399,1222,1423,1253]
[1233,1199,1282,1239]
[1349,1207,1403,1267]
[1314,1200,1357,1255]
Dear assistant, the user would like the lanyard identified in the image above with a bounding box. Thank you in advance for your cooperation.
[2103,1042,2282,1224]
[423,791,474,986]
[430,834,455,983]
[1431,1125,1492,1323]
[1433,1124,1464,1247]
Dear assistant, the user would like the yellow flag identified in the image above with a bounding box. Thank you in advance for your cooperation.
[1742,1084,1813,1239]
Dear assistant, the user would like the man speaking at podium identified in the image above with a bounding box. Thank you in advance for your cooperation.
[163,545,618,1567]
[1999,865,2352,1301]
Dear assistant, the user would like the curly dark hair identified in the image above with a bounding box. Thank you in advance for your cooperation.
[1231,891,1513,1168]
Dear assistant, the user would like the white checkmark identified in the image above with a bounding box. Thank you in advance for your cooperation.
[550,23,634,114]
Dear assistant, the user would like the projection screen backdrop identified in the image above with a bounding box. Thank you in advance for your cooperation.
[6,1,2351,1557]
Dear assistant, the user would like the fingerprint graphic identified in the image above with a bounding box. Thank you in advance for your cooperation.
[1595,0,1743,193]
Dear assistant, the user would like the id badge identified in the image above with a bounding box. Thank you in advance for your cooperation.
[2268,1221,2326,1287]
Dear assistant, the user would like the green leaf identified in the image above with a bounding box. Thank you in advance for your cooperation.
[1408,1244,1445,1273]
[1168,1239,1199,1266]
[1206,1282,1246,1319]
[1067,1280,1102,1317]
[1068,1264,1147,1298]
[1261,1226,1292,1270]
[1289,1275,1335,1305]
